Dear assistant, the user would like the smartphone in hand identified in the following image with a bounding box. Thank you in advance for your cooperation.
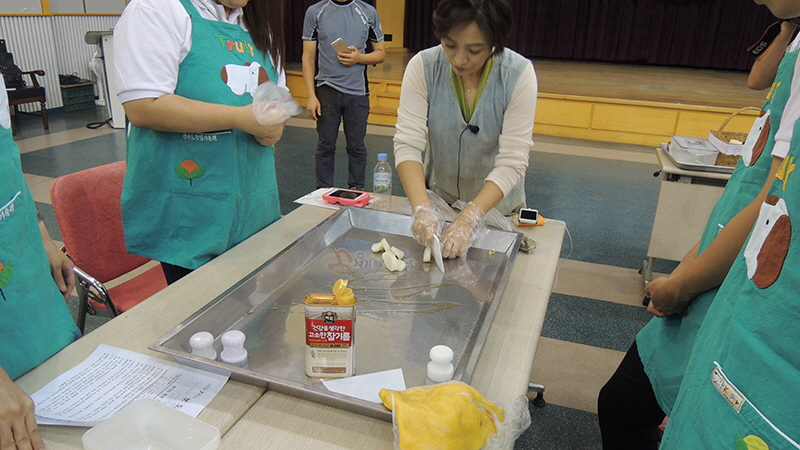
[331,38,350,54]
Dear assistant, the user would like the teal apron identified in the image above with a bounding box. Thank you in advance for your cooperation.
[0,97,79,380]
[659,75,800,450]
[121,0,281,270]
[635,48,798,415]
[661,138,800,449]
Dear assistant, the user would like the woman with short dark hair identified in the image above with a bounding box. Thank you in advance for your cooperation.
[394,0,538,259]
[432,0,513,55]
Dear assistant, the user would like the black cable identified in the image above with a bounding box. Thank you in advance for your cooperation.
[457,126,468,199]
[86,118,112,129]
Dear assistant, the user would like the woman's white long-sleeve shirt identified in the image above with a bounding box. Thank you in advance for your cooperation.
[393,47,537,213]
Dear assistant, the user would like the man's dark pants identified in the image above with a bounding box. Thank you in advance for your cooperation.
[314,85,370,189]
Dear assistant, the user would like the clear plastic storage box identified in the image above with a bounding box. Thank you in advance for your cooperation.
[82,398,220,450]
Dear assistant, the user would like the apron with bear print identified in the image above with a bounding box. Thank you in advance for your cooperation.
[635,46,796,416]
[122,0,281,270]
[659,86,800,450]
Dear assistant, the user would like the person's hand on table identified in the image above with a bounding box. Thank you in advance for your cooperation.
[645,276,692,317]
[411,204,440,248]
[39,222,74,301]
[441,202,485,259]
[0,367,45,450]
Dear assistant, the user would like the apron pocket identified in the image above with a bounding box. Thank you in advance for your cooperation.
[712,361,800,449]
[167,131,238,194]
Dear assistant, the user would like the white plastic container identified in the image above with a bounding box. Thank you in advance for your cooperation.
[82,398,220,450]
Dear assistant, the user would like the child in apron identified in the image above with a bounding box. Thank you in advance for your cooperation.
[659,116,800,449]
[0,83,79,380]
[599,37,798,448]
[119,0,283,280]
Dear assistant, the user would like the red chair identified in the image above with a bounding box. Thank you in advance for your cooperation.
[50,161,167,333]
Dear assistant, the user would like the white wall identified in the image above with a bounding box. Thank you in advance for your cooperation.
[0,15,119,110]
[0,0,42,14]
[0,0,125,14]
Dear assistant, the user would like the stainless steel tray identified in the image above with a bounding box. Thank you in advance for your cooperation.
[662,143,735,174]
[151,207,522,421]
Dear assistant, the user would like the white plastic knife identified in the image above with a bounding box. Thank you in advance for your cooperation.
[432,235,445,273]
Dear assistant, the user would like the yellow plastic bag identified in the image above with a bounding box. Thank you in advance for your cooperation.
[379,381,530,450]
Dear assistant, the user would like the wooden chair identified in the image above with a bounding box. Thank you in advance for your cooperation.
[0,39,48,135]
[50,161,168,333]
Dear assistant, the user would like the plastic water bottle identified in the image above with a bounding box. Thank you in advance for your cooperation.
[373,153,392,211]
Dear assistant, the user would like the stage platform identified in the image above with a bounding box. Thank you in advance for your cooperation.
[286,51,765,147]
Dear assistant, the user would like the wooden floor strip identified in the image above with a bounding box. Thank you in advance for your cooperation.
[530,337,626,414]
[16,127,120,154]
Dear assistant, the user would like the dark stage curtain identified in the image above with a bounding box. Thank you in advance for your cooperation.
[402,0,777,71]
[284,0,377,65]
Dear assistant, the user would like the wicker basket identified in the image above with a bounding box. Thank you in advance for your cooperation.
[708,107,761,167]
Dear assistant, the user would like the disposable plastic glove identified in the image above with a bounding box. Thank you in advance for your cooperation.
[251,81,304,126]
[379,381,504,450]
[411,204,441,248]
[441,201,485,259]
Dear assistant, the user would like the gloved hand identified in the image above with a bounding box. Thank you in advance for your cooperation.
[411,204,441,248]
[441,201,484,259]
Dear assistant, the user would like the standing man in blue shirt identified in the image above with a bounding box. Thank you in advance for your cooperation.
[302,0,386,190]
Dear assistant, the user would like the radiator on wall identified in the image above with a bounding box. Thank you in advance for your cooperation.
[0,15,118,112]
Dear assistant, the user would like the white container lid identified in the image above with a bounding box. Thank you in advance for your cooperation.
[82,398,220,450]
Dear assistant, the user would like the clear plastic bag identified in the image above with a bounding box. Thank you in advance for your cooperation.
[251,81,304,126]
[483,395,532,450]
[452,199,512,232]
[427,191,459,223]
